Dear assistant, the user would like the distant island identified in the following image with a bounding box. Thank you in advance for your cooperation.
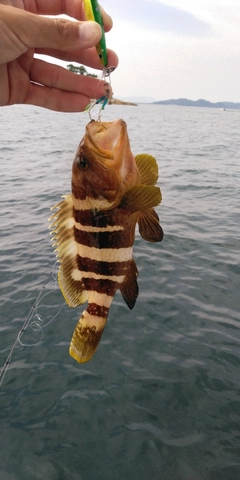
[109,98,137,106]
[153,98,240,109]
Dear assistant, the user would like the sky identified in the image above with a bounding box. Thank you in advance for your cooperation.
[45,0,240,103]
[98,0,240,102]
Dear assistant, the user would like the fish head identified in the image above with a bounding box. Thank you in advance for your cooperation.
[72,119,141,208]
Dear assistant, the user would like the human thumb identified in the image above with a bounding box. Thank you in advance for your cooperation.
[0,4,102,63]
[35,17,102,51]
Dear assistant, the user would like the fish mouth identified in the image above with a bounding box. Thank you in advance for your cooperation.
[85,119,127,165]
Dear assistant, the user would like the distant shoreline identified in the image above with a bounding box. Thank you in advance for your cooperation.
[152,98,240,109]
[109,98,137,106]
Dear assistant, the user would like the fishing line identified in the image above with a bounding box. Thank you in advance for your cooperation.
[0,262,65,387]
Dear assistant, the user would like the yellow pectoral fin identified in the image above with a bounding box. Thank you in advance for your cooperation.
[135,154,159,185]
[138,208,164,243]
[121,185,162,214]
[69,311,108,363]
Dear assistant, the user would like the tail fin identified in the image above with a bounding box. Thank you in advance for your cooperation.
[69,304,109,363]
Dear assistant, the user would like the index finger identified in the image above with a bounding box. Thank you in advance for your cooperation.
[31,0,113,31]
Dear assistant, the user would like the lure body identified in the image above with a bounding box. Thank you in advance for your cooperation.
[50,119,163,363]
[83,0,108,66]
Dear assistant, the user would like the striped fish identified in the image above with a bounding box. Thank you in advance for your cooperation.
[50,119,163,363]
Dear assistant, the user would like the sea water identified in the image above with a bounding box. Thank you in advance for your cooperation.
[0,104,240,480]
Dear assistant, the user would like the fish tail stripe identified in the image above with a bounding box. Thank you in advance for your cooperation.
[74,227,133,249]
[86,303,109,318]
[77,255,133,276]
[88,292,113,308]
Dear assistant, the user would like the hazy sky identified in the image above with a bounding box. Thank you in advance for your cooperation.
[98,0,240,102]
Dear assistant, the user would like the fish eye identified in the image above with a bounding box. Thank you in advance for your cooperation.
[76,156,89,171]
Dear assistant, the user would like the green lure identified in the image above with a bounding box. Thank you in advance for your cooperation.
[83,0,108,67]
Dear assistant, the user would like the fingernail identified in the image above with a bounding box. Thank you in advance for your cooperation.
[78,21,101,43]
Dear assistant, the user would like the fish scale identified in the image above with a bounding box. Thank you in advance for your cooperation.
[50,119,163,363]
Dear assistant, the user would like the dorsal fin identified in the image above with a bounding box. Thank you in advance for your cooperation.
[135,154,159,185]
[49,194,88,307]
[138,208,164,243]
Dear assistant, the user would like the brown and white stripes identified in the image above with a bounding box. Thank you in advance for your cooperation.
[69,195,139,362]
[50,193,139,362]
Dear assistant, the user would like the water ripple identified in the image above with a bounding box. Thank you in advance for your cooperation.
[0,104,240,479]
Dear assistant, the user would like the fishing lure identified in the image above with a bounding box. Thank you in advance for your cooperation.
[83,2,115,119]
[83,0,108,67]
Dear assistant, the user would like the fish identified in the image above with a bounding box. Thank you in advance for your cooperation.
[49,119,163,363]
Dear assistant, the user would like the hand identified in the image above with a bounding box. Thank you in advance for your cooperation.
[0,1,118,112]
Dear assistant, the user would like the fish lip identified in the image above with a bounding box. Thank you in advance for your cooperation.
[85,119,127,164]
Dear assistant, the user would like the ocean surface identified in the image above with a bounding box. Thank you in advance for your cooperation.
[0,103,239,480]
